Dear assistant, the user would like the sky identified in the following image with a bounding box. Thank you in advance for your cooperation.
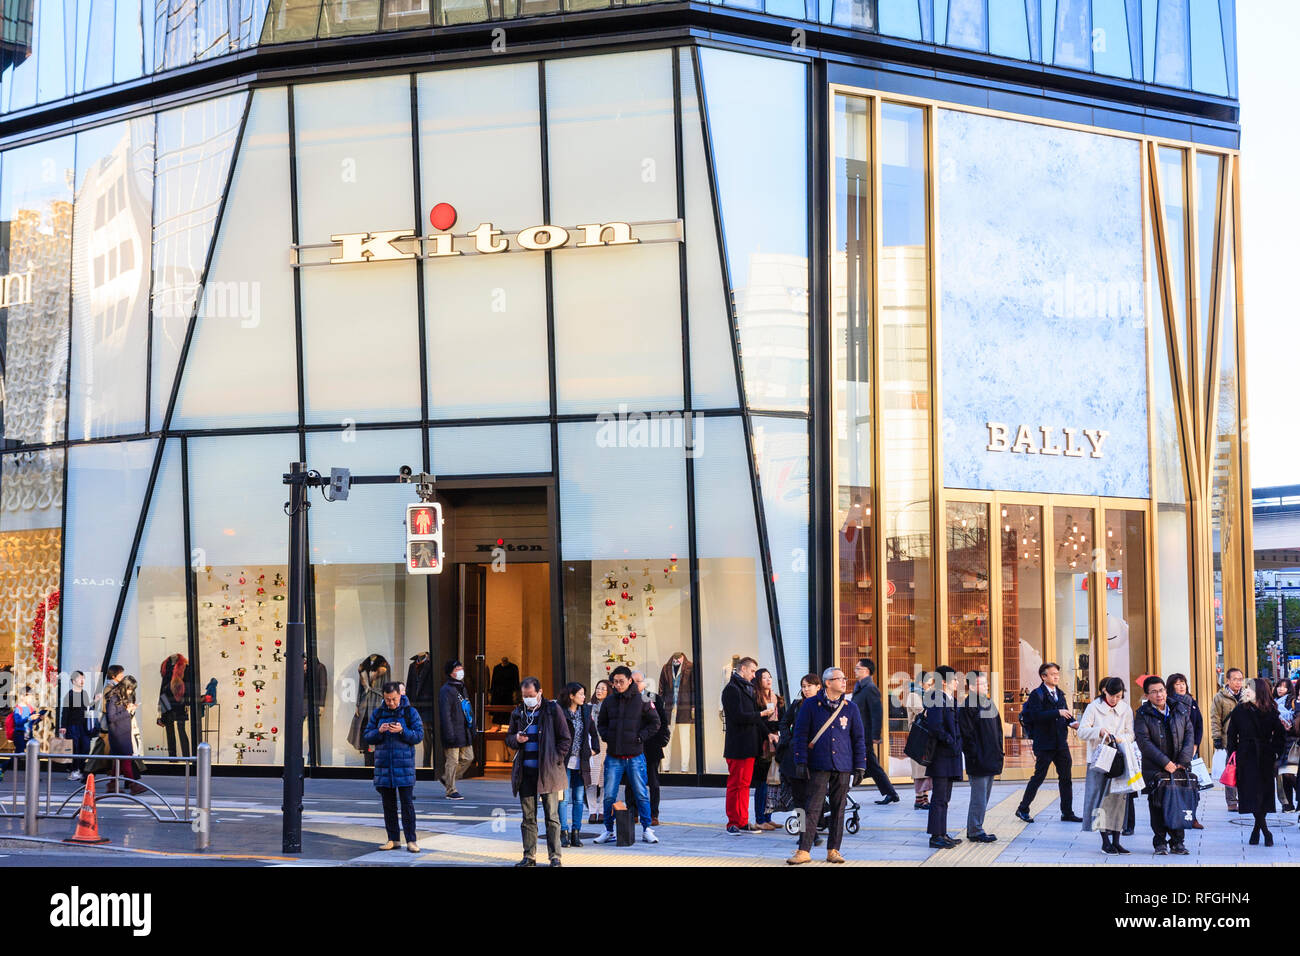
[1239,0,1300,489]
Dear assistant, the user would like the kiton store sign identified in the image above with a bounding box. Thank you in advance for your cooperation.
[291,202,683,267]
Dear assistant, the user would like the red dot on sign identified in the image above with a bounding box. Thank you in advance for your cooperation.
[429,202,457,231]
[272,727,278,734]
[497,538,504,546]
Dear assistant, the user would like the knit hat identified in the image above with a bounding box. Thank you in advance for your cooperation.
[445,659,464,677]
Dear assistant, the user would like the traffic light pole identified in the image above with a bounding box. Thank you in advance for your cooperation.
[280,462,432,853]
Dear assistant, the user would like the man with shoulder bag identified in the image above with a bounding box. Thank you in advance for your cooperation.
[786,667,866,865]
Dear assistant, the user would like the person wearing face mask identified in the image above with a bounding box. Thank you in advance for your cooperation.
[438,660,474,800]
[507,677,572,867]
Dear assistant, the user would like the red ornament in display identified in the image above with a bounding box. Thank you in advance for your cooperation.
[622,637,629,644]
[272,727,278,734]
[621,591,630,600]
[648,605,654,612]
[238,690,245,697]
[606,599,615,607]
[629,631,637,639]
[274,639,282,646]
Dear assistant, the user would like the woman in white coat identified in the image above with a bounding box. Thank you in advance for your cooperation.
[1077,676,1135,854]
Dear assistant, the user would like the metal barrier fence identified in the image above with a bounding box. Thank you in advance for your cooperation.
[0,740,212,850]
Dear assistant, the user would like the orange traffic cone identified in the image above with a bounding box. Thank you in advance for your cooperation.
[64,773,110,845]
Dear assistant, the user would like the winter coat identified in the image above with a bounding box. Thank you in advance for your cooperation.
[363,697,424,789]
[346,655,390,753]
[158,654,188,724]
[642,693,672,763]
[596,684,661,758]
[1076,696,1135,763]
[438,680,473,748]
[958,695,1004,777]
[1209,685,1240,749]
[1225,704,1287,815]
[304,659,328,709]
[61,690,92,732]
[754,694,785,771]
[792,690,866,773]
[776,697,807,779]
[658,655,695,724]
[564,703,602,788]
[922,693,964,780]
[852,676,884,743]
[105,695,136,758]
[490,661,519,707]
[507,700,572,796]
[1021,682,1074,754]
[1171,692,1204,751]
[1133,699,1195,786]
[721,671,763,760]
[406,655,436,711]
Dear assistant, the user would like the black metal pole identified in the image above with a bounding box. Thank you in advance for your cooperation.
[282,461,309,853]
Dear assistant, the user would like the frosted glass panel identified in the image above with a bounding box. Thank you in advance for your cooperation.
[188,432,298,566]
[753,415,809,688]
[307,429,422,564]
[431,424,552,475]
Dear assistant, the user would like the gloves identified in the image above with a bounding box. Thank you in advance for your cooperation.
[853,768,865,787]
[793,764,809,780]
[1213,739,1223,751]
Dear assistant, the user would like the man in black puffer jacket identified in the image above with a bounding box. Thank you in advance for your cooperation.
[595,666,661,845]
[438,660,474,799]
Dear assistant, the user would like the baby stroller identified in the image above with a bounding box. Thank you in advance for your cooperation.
[783,787,862,838]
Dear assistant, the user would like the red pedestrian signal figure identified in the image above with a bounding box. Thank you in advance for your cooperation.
[406,501,443,575]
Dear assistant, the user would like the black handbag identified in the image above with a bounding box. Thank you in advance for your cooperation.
[904,713,936,765]
[1158,770,1199,827]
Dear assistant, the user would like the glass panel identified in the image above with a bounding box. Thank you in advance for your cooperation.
[157,0,198,70]
[558,422,695,767]
[1189,0,1227,94]
[1025,0,1041,60]
[833,93,874,680]
[77,0,116,93]
[0,449,64,708]
[830,0,875,30]
[1103,509,1148,697]
[430,423,551,475]
[934,0,947,41]
[1041,0,1057,61]
[880,102,934,710]
[3,0,39,113]
[195,0,236,58]
[989,0,1030,59]
[114,439,189,759]
[699,49,808,412]
[261,0,322,41]
[295,76,420,424]
[1142,0,1156,81]
[70,117,155,441]
[879,0,921,38]
[36,0,73,104]
[695,416,777,772]
[1000,502,1044,770]
[553,243,683,415]
[764,0,807,17]
[1091,0,1132,78]
[753,415,809,692]
[60,440,156,682]
[115,0,148,86]
[175,88,298,429]
[318,0,380,35]
[382,0,433,28]
[239,0,274,47]
[437,0,489,25]
[546,50,676,226]
[1156,146,1190,377]
[679,49,739,409]
[188,432,297,765]
[1052,504,1093,759]
[1194,151,1222,396]
[306,429,428,767]
[1051,0,1089,69]
[945,501,990,679]
[1154,0,1190,87]
[150,92,246,428]
[945,0,985,49]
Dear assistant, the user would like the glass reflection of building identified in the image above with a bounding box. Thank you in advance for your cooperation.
[0,0,1251,780]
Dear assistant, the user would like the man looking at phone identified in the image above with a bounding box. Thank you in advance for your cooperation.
[363,681,425,853]
[721,657,772,834]
[507,677,573,866]
[1015,662,1083,824]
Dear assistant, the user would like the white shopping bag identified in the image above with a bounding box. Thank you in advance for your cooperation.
[1211,749,1227,783]
[1118,740,1144,793]
[1190,756,1214,788]
[1091,743,1118,773]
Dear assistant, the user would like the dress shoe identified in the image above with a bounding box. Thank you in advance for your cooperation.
[826,849,846,863]
[944,835,963,845]
[972,833,997,843]
[914,799,930,811]
[128,783,148,796]
[378,840,398,851]
[1191,819,1204,829]
[760,822,780,830]
[1102,842,1119,855]
[549,858,563,867]
[1113,842,1131,854]
[1060,814,1083,823]
[928,836,955,849]
[786,849,812,865]
[875,793,900,805]
[1014,809,1033,824]
[514,857,537,867]
[406,842,420,853]
[744,823,763,832]
[650,818,660,827]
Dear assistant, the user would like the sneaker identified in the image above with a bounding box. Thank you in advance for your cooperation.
[642,827,659,844]
[594,830,615,844]
[1153,845,1169,855]
[726,824,743,835]
[67,770,83,782]
[1170,844,1189,855]
[445,791,465,800]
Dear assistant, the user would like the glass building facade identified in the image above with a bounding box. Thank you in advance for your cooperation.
[0,0,1248,779]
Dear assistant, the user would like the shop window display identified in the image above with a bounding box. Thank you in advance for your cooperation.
[1103,509,1149,696]
[1000,503,1045,770]
[1052,504,1093,763]
[945,501,991,680]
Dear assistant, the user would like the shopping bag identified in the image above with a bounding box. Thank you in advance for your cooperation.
[1158,772,1200,828]
[1282,743,1300,776]
[1219,752,1237,787]
[1119,740,1144,793]
[766,759,781,786]
[1211,749,1227,781]
[1190,756,1214,788]
[613,801,636,846]
[46,736,74,766]
[1091,743,1118,773]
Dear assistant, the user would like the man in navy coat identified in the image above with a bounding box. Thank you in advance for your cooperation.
[786,667,866,865]
[924,666,965,849]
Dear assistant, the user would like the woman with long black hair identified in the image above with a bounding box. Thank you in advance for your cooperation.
[1225,678,1288,846]
[105,676,147,796]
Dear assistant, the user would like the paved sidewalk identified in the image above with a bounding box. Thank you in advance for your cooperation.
[0,772,1294,866]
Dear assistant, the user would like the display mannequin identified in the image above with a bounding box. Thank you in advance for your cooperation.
[158,653,191,757]
[347,654,389,767]
[490,656,519,707]
[406,652,436,767]
[658,652,694,772]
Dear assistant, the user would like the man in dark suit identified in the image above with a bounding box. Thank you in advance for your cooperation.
[852,658,900,805]
[1015,661,1083,823]
[923,665,965,849]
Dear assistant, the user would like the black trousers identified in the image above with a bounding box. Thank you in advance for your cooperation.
[863,744,898,798]
[1018,747,1074,815]
[927,775,956,836]
[164,719,191,758]
[799,770,851,852]
[625,758,662,819]
[379,785,417,842]
[1147,789,1185,848]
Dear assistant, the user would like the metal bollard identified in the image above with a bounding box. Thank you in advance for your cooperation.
[23,739,39,836]
[194,742,211,850]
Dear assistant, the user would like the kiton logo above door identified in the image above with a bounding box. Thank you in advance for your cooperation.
[290,203,683,268]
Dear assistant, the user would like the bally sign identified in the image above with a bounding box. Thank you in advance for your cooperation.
[985,422,1110,458]
[292,202,682,268]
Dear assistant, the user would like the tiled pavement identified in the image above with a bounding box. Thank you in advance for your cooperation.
[1,773,1296,866]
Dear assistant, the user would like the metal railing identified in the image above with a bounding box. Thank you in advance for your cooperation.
[1,740,212,850]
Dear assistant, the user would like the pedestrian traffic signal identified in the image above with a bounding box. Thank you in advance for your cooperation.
[405,502,443,575]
